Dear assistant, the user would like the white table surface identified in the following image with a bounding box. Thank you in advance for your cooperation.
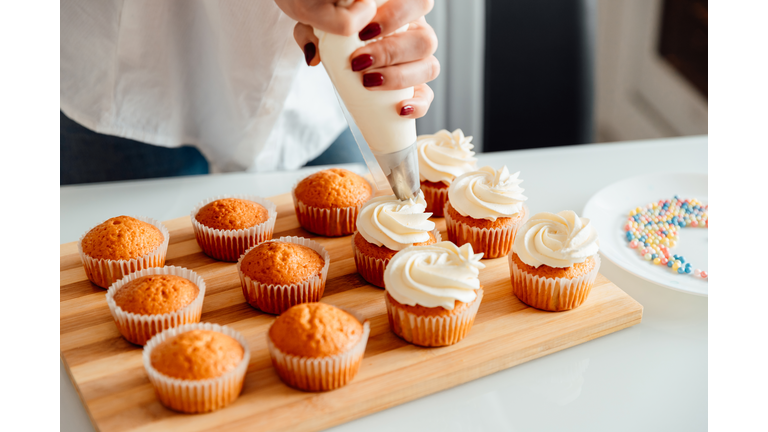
[60,135,708,432]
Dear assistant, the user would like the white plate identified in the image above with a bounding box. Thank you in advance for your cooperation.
[583,172,708,296]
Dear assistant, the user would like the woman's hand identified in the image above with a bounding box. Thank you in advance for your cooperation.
[277,0,439,119]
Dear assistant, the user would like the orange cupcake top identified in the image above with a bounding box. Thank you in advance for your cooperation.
[81,216,165,260]
[269,303,363,357]
[150,329,244,380]
[240,241,325,286]
[510,252,597,279]
[446,202,525,230]
[113,274,199,315]
[386,291,476,317]
[294,168,372,209]
[354,231,437,260]
[195,198,270,231]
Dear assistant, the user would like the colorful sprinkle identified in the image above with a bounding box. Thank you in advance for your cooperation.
[624,196,707,279]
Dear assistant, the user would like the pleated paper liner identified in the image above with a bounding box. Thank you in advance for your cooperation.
[143,323,250,413]
[444,203,528,259]
[421,181,449,217]
[267,308,370,392]
[351,229,442,288]
[106,266,206,346]
[237,236,330,314]
[508,253,601,312]
[190,194,277,262]
[385,288,484,347]
[78,216,170,289]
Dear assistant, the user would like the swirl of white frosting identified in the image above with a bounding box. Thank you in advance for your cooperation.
[513,210,600,268]
[448,166,528,221]
[384,241,485,310]
[417,129,478,184]
[357,191,435,251]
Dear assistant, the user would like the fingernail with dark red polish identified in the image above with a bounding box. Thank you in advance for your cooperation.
[359,22,382,41]
[400,105,414,116]
[351,54,374,71]
[304,42,316,65]
[363,72,384,87]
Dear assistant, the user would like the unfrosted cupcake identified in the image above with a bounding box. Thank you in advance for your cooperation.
[352,191,440,288]
[237,237,330,314]
[143,323,250,413]
[417,129,478,217]
[508,210,601,311]
[292,168,373,236]
[267,302,370,392]
[384,241,485,347]
[106,266,205,345]
[79,215,170,288]
[445,166,528,259]
[191,195,277,262]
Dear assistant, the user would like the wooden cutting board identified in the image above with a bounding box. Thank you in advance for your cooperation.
[60,192,643,432]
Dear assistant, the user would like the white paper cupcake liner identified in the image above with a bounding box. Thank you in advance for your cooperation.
[143,322,250,413]
[421,181,450,217]
[352,229,442,289]
[384,288,484,347]
[78,216,170,289]
[106,266,206,346]
[444,203,528,259]
[267,308,370,392]
[237,236,330,315]
[190,195,277,262]
[291,173,373,237]
[508,253,601,311]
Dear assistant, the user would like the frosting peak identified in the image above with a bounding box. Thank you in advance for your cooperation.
[384,242,485,310]
[448,166,528,221]
[513,210,599,268]
[417,129,478,184]
[357,191,435,251]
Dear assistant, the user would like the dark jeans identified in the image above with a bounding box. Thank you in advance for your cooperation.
[60,111,363,185]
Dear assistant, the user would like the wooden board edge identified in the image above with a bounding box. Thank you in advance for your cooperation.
[61,353,101,432]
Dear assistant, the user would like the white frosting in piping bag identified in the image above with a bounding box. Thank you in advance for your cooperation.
[513,210,600,268]
[357,191,435,251]
[384,241,485,310]
[417,129,477,184]
[314,0,416,154]
[448,166,527,221]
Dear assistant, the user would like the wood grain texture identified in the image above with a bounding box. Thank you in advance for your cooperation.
[60,192,643,432]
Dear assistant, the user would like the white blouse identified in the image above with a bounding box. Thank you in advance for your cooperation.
[60,0,347,172]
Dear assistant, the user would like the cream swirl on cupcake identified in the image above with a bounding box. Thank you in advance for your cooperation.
[357,191,435,251]
[417,129,478,184]
[513,210,599,268]
[384,242,485,310]
[448,166,527,221]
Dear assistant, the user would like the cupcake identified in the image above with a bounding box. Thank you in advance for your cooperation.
[78,215,170,288]
[267,302,370,392]
[417,129,478,217]
[384,241,485,347]
[508,210,601,311]
[292,168,373,236]
[237,236,330,314]
[352,191,440,288]
[444,166,528,259]
[143,323,250,413]
[106,266,205,345]
[191,195,277,262]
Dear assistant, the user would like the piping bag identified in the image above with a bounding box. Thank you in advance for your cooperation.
[314,0,421,201]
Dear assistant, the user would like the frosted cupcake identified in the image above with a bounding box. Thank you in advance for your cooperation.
[444,166,528,258]
[417,129,478,217]
[508,210,601,311]
[384,242,485,347]
[352,191,440,288]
